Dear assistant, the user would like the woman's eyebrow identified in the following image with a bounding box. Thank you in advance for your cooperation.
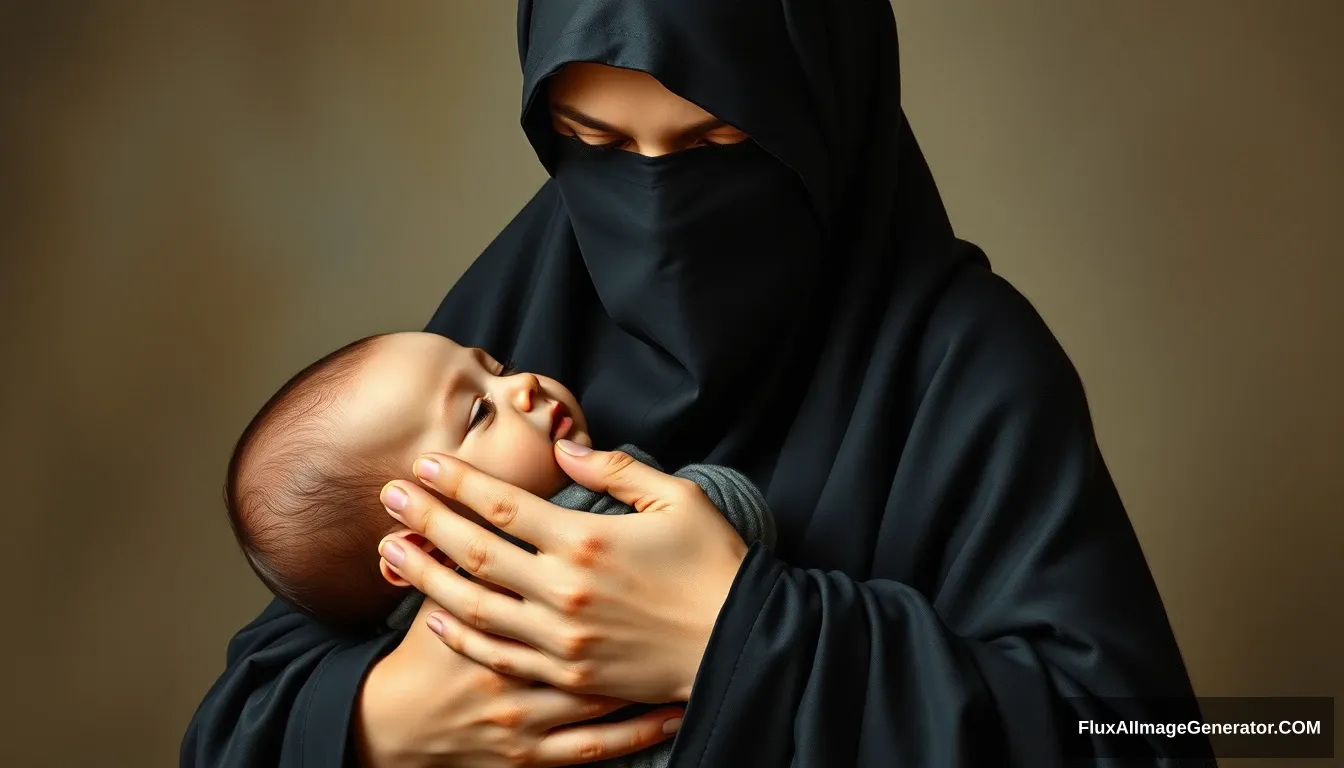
[551,104,622,133]
[550,103,728,137]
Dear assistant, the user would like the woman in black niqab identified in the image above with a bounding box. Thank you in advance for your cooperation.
[183,1,1212,766]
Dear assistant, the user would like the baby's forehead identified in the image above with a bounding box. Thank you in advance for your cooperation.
[330,333,470,446]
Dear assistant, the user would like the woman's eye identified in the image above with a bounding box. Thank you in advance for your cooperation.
[577,134,625,148]
[467,397,494,432]
[498,359,519,376]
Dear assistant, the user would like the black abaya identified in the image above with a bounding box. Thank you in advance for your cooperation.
[182,1,1211,765]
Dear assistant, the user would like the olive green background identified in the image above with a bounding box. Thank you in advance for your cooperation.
[1,2,1339,765]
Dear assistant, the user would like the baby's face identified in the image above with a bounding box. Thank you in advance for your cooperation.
[333,332,591,497]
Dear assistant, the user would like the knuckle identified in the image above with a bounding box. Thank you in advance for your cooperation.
[567,532,607,568]
[604,449,636,473]
[440,623,465,652]
[467,591,490,631]
[628,725,652,753]
[562,661,596,691]
[486,492,518,528]
[574,737,609,761]
[486,652,514,676]
[470,668,507,695]
[558,629,593,661]
[485,703,527,729]
[585,697,613,718]
[551,585,592,617]
[420,506,446,545]
[438,456,467,497]
[462,537,490,577]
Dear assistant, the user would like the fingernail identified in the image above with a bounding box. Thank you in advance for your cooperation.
[380,540,406,568]
[426,614,444,635]
[414,457,440,480]
[662,717,682,734]
[381,483,408,512]
[556,438,591,456]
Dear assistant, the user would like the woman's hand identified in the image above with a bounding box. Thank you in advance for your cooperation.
[376,442,749,704]
[355,596,683,768]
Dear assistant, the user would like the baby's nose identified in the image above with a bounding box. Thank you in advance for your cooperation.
[510,372,542,410]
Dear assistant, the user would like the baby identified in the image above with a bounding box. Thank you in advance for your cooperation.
[225,331,775,631]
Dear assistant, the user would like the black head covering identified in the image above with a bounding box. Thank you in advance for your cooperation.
[179,2,1211,766]
[430,0,972,528]
[422,3,1208,764]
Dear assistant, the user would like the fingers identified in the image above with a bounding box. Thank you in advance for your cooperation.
[380,539,543,646]
[532,706,684,767]
[380,477,544,598]
[378,530,449,588]
[553,444,690,513]
[429,608,574,689]
[408,453,575,552]
[521,689,629,731]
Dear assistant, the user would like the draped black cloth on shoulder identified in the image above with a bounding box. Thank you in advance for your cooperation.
[182,1,1211,765]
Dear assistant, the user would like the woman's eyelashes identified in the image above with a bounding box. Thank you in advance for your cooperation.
[565,131,627,150]
[563,130,739,151]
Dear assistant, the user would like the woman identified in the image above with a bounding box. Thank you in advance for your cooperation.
[184,2,1212,766]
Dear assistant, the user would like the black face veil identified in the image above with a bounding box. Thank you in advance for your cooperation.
[421,4,1208,762]
[431,0,963,482]
[181,2,1210,766]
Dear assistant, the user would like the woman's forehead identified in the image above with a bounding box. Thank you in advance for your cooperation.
[519,0,826,204]
[548,63,723,129]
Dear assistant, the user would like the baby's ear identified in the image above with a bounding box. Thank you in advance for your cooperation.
[378,530,455,587]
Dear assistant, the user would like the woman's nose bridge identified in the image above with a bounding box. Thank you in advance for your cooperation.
[633,142,673,158]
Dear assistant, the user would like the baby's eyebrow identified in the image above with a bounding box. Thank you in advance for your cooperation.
[444,348,492,432]
[469,346,494,370]
[444,365,467,410]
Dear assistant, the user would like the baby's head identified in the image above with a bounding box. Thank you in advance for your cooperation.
[225,331,590,627]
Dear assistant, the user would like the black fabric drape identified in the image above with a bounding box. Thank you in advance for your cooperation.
[182,1,1211,765]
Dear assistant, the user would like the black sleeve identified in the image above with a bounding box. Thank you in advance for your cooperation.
[180,598,400,767]
[667,269,1214,767]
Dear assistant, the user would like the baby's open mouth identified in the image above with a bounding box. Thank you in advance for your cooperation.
[550,402,574,441]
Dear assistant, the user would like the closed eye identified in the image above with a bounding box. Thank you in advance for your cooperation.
[561,130,747,152]
[550,105,748,152]
[467,396,494,432]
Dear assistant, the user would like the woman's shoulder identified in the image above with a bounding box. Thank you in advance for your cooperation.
[913,255,1089,410]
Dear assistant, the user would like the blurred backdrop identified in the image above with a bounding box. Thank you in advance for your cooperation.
[1,2,1340,766]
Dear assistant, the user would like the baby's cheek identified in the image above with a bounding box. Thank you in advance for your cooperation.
[497,442,568,498]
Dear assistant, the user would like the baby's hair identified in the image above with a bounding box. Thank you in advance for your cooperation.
[224,333,408,629]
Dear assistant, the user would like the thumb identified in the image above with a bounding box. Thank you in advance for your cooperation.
[555,440,679,513]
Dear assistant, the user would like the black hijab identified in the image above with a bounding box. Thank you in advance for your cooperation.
[428,0,969,554]
[182,2,1211,766]
[421,2,1210,765]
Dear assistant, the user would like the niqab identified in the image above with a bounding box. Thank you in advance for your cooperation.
[182,2,1211,765]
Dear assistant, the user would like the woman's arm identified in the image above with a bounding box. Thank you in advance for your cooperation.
[667,268,1214,767]
[180,599,398,767]
[182,592,678,767]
